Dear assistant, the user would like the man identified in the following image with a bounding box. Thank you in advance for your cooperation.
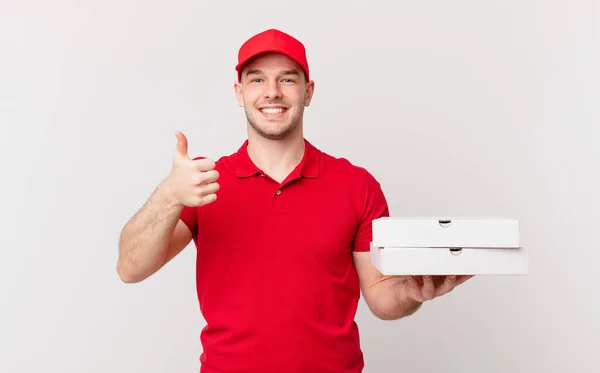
[117,29,472,373]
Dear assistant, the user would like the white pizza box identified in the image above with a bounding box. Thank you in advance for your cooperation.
[370,217,527,275]
[372,217,520,248]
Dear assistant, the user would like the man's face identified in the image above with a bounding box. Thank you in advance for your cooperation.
[234,53,314,140]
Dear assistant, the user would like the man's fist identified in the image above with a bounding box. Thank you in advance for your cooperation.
[165,131,220,207]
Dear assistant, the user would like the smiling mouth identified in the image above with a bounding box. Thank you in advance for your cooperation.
[260,107,288,114]
[259,107,289,118]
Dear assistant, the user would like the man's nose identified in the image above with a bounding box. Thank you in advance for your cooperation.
[264,80,283,99]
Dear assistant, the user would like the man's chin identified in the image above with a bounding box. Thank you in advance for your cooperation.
[257,130,293,141]
[250,124,296,140]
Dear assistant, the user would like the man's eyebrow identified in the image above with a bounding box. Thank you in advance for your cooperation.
[245,69,262,76]
[281,69,300,76]
[244,69,301,77]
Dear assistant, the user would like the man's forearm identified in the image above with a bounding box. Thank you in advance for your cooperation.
[117,179,183,282]
[364,276,423,320]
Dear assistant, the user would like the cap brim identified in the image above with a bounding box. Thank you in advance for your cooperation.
[235,49,306,80]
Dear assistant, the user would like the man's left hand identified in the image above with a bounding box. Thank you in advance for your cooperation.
[404,275,474,303]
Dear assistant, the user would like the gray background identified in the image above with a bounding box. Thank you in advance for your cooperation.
[1,1,599,372]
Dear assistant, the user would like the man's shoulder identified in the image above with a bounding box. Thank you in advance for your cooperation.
[318,148,389,218]
[320,149,380,183]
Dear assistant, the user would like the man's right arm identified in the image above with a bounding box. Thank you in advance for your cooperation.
[116,180,192,283]
[116,131,219,283]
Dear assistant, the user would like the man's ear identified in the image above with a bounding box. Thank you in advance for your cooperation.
[304,80,315,107]
[234,81,244,107]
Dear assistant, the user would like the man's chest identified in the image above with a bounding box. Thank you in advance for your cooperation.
[195,176,361,262]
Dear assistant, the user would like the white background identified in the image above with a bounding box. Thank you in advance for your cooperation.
[1,1,599,372]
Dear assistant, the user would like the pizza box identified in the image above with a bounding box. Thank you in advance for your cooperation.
[370,217,527,275]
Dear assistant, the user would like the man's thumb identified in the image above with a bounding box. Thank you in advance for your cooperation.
[174,131,189,158]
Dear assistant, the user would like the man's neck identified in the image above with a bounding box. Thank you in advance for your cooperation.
[246,129,305,183]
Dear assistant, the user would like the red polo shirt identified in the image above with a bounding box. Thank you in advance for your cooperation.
[179,139,389,373]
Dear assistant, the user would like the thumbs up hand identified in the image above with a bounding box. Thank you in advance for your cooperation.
[166,131,220,207]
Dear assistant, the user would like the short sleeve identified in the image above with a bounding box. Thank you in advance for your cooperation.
[179,206,198,239]
[352,168,390,252]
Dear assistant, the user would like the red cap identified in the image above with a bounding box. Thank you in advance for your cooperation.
[235,29,309,83]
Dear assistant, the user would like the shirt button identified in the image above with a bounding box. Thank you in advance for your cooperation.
[275,189,281,195]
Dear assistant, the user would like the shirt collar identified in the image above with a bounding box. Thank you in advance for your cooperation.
[235,138,321,179]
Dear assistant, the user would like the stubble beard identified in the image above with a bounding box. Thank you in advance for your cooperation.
[245,105,304,141]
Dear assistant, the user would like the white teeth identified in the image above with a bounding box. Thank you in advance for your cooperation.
[261,108,285,114]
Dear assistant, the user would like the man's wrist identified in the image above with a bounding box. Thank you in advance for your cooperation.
[398,283,423,316]
[157,177,183,210]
